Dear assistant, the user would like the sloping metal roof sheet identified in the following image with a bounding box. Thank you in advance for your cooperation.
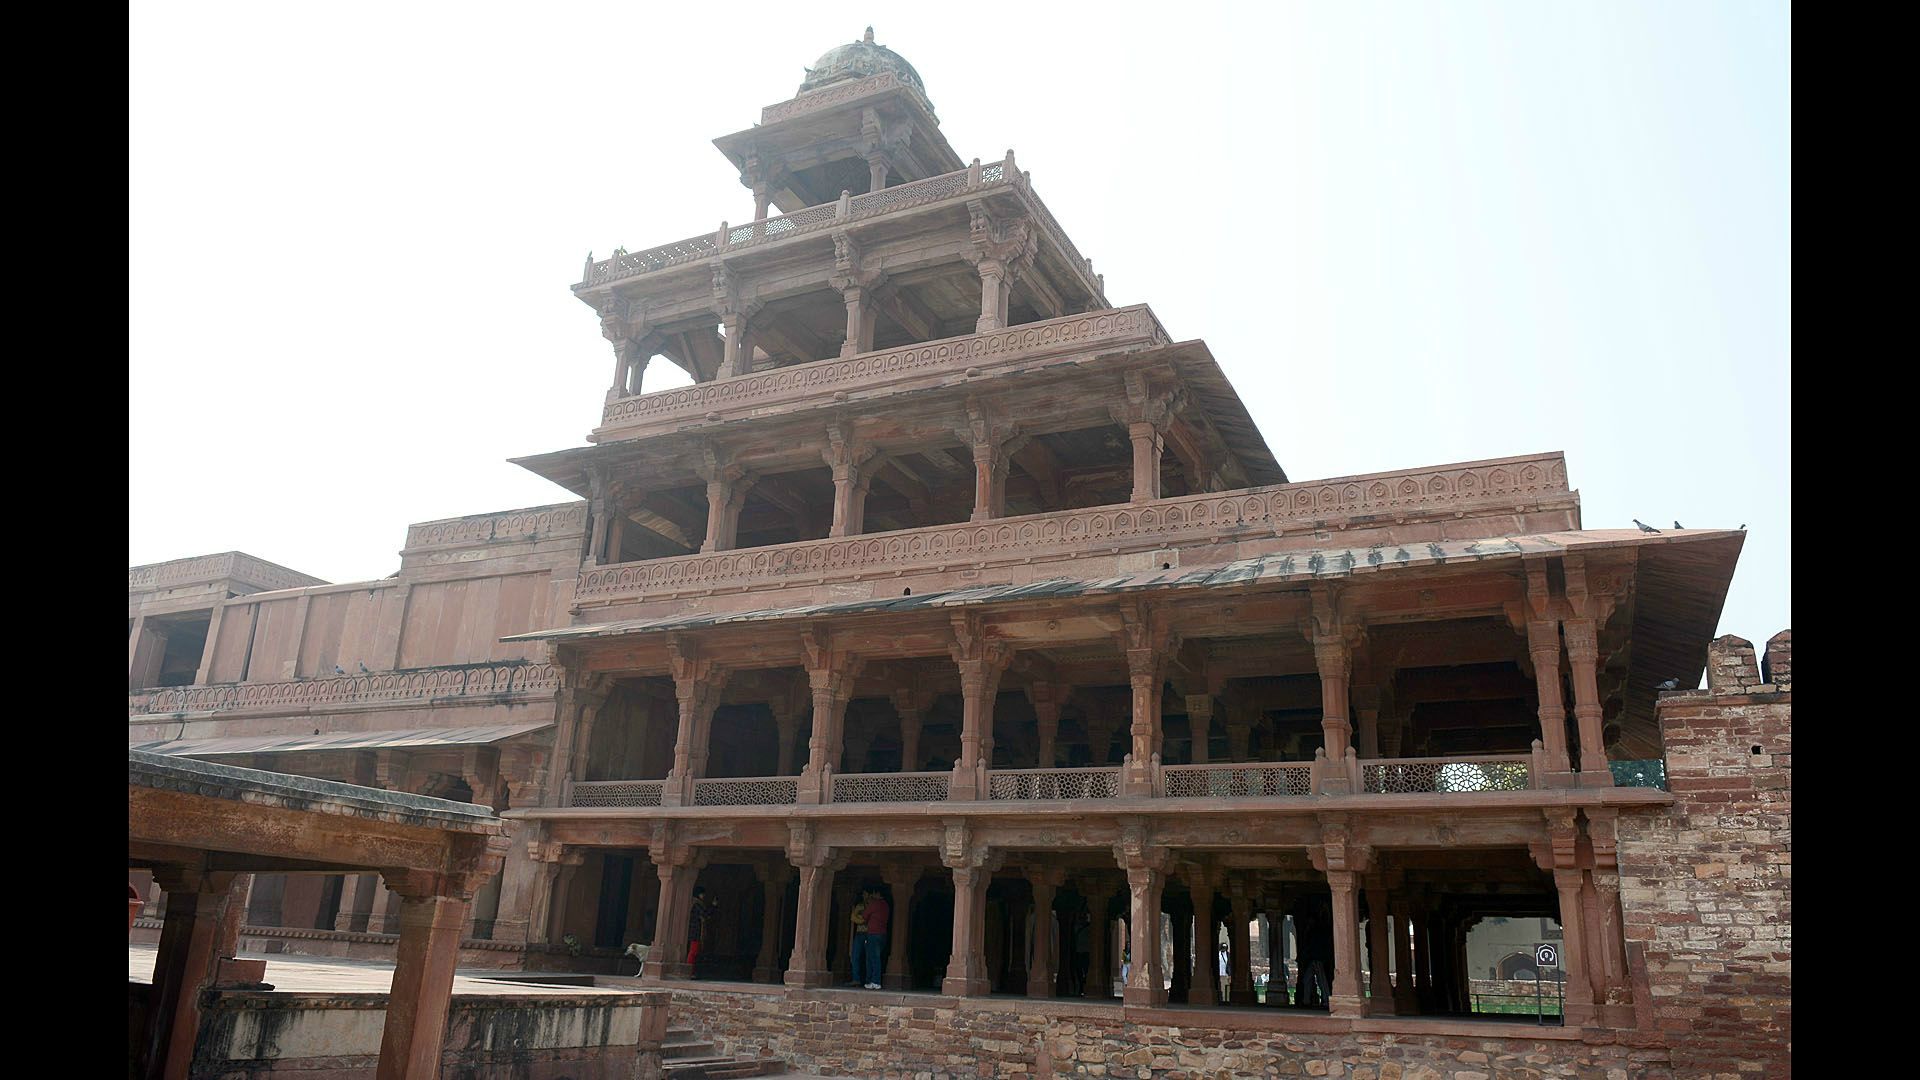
[130,749,501,828]
[130,722,553,759]
[508,529,1741,644]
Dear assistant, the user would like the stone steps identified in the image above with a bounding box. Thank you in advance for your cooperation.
[661,1055,786,1079]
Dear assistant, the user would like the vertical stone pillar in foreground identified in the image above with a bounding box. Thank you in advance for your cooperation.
[143,869,244,1080]
[377,891,470,1080]
[1364,875,1394,1015]
[1118,601,1175,798]
[798,627,861,804]
[1115,821,1169,1007]
[752,861,791,984]
[941,821,993,997]
[882,865,919,991]
[1026,867,1064,998]
[947,613,1008,802]
[1185,869,1218,1005]
[1313,819,1370,1018]
[785,824,840,989]
[662,640,726,808]
[1228,885,1256,1005]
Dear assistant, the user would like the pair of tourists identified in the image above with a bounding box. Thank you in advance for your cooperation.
[848,885,891,990]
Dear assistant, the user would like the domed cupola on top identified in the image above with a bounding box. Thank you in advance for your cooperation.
[798,27,929,100]
[711,28,965,215]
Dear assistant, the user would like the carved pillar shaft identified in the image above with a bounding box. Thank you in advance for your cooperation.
[1564,618,1614,783]
[974,260,1007,333]
[1084,891,1113,998]
[647,860,697,980]
[784,862,835,988]
[1122,866,1166,1007]
[828,464,872,538]
[883,870,916,990]
[752,871,787,983]
[1229,894,1255,1004]
[951,662,999,801]
[969,445,1006,522]
[1186,881,1217,1005]
[1527,619,1574,774]
[840,286,875,357]
[720,314,754,379]
[1127,422,1163,504]
[1034,701,1060,769]
[898,709,923,772]
[1554,869,1599,1024]
[1186,695,1213,765]
[1314,640,1354,764]
[1124,650,1163,794]
[1026,878,1058,998]
[1365,884,1394,1015]
[942,865,992,996]
[1327,870,1364,1017]
[800,678,848,804]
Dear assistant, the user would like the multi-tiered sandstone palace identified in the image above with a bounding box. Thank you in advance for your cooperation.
[131,30,1788,1078]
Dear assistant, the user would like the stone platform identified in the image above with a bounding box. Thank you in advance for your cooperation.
[129,944,670,1079]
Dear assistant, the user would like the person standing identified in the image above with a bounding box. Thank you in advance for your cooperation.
[686,887,715,972]
[848,891,869,987]
[859,886,890,990]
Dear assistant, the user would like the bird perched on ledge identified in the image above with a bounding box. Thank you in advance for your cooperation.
[1673,521,1685,530]
[1656,677,1681,691]
[1633,519,1661,533]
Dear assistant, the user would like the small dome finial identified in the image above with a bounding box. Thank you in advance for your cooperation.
[864,26,875,43]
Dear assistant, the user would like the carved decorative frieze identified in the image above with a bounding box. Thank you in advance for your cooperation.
[129,661,559,717]
[404,503,587,552]
[573,453,1572,604]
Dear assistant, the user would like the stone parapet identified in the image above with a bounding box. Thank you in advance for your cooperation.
[573,452,1572,607]
[402,502,587,555]
[595,306,1167,438]
[130,552,327,595]
[666,985,1667,1079]
[129,660,559,718]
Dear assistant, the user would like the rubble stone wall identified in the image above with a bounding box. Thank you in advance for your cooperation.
[1616,632,1791,1079]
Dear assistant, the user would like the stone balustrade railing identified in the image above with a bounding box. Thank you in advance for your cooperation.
[579,159,1010,289]
[987,767,1121,801]
[759,71,936,126]
[570,780,665,807]
[691,776,800,806]
[1163,762,1313,799]
[561,756,1556,809]
[831,771,952,803]
[574,452,1571,604]
[1359,755,1534,794]
[403,503,586,552]
[128,662,559,716]
[598,306,1166,433]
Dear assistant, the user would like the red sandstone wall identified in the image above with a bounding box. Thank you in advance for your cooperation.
[1617,632,1790,1079]
[669,987,1671,1079]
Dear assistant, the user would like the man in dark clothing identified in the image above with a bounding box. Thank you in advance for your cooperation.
[686,886,716,971]
[859,887,891,989]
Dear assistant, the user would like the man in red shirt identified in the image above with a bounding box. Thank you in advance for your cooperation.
[859,886,891,990]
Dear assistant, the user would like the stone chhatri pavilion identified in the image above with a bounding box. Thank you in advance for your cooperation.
[131,29,1788,1078]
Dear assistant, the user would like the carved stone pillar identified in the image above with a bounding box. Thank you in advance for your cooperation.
[1121,862,1167,1007]
[784,832,840,989]
[770,699,800,777]
[1564,618,1615,785]
[719,310,756,380]
[1083,887,1114,999]
[1026,870,1063,998]
[890,684,921,768]
[941,828,994,997]
[1182,873,1216,1005]
[1326,870,1364,1017]
[1391,899,1418,1014]
[646,847,700,981]
[838,283,877,357]
[1364,879,1394,1015]
[752,863,791,983]
[882,866,918,990]
[1185,694,1214,764]
[1228,888,1256,1005]
[798,629,860,805]
[1526,618,1575,779]
[662,643,725,807]
[1029,683,1063,768]
[1352,685,1382,759]
[1313,638,1354,773]
[948,616,1009,802]
[823,427,877,538]
[700,469,753,554]
[1119,604,1173,797]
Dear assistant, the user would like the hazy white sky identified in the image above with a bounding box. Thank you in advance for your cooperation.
[130,1,1789,644]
